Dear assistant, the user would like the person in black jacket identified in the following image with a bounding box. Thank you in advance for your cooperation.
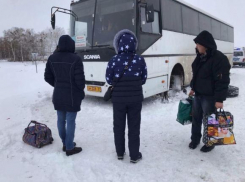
[189,30,231,152]
[106,29,147,163]
[44,35,85,156]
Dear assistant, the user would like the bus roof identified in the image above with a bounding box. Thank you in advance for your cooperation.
[175,0,233,28]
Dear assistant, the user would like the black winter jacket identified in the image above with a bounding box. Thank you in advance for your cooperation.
[191,31,231,103]
[44,35,85,112]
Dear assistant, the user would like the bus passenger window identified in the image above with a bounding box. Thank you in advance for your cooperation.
[140,7,160,34]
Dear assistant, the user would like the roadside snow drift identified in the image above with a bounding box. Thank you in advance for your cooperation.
[0,61,244,182]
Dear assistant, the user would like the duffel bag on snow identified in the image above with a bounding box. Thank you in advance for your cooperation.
[23,120,53,148]
[203,109,236,146]
[176,97,193,125]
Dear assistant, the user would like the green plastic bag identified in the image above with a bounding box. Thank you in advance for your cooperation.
[176,97,193,125]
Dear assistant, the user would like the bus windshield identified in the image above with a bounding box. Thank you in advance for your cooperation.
[70,0,96,48]
[71,0,135,49]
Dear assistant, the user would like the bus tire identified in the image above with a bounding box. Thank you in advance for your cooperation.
[170,64,184,92]
[227,85,239,98]
[170,75,183,91]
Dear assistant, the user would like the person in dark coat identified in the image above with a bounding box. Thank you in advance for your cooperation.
[106,29,147,163]
[189,30,231,152]
[44,35,85,156]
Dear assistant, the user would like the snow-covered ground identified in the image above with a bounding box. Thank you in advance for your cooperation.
[0,60,244,182]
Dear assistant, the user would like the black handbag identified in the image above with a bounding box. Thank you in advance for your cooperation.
[104,56,134,101]
[104,86,113,101]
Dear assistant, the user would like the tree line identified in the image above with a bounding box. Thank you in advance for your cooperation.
[0,27,65,62]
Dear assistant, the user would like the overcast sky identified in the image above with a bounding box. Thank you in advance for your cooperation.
[0,0,71,35]
[0,0,244,47]
[183,0,245,47]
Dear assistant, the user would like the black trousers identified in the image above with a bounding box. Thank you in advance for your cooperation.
[113,102,142,160]
[191,95,215,144]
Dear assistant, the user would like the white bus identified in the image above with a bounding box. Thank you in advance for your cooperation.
[66,0,234,99]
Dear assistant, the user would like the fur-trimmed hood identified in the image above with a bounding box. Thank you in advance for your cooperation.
[113,29,138,54]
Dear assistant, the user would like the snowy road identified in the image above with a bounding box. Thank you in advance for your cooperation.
[0,61,244,182]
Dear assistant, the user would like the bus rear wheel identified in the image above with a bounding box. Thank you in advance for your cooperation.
[170,75,183,91]
[161,64,184,101]
[170,64,184,91]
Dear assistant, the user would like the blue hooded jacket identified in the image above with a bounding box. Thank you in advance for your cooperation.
[106,30,147,103]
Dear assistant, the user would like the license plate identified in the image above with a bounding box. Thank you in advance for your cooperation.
[233,58,240,61]
[87,86,102,92]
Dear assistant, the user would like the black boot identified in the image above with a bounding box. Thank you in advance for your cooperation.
[62,142,76,152]
[66,147,82,156]
[189,141,200,149]
[200,145,215,152]
[117,153,126,160]
[130,152,142,163]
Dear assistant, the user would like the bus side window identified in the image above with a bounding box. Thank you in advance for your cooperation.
[140,7,160,34]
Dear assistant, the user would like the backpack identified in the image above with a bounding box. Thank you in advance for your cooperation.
[23,120,53,148]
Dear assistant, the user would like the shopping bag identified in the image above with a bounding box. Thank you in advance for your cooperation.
[203,109,236,146]
[176,97,193,125]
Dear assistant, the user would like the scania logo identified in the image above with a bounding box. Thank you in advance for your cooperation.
[84,55,101,59]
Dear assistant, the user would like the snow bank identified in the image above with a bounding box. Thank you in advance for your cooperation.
[0,61,244,182]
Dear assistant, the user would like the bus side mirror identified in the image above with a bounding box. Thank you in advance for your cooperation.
[51,14,56,29]
[146,4,154,23]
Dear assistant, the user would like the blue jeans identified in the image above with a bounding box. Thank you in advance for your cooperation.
[191,95,215,144]
[57,111,77,150]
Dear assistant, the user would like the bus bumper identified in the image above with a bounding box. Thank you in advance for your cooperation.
[84,84,109,97]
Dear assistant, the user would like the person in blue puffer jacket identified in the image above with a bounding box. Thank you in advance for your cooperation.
[105,29,147,163]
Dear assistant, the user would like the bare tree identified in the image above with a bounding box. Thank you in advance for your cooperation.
[0,26,65,62]
[13,28,25,62]
[0,35,16,60]
[4,29,17,61]
[36,32,48,61]
[0,38,4,59]
[3,27,26,61]
[42,27,65,55]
